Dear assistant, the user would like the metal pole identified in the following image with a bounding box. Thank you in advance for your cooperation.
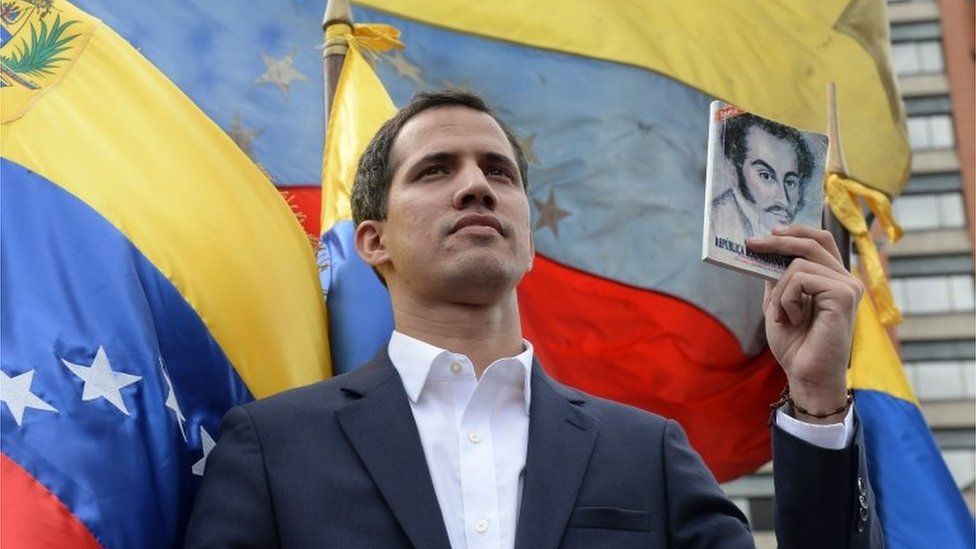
[825,82,853,270]
[322,0,352,135]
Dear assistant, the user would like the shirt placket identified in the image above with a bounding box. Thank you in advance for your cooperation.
[458,374,502,549]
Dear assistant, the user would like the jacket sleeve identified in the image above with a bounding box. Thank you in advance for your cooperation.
[772,411,884,549]
[662,419,756,548]
[184,405,280,549]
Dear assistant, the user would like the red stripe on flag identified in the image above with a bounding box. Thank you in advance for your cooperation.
[519,254,785,481]
[1,453,101,549]
[278,185,321,237]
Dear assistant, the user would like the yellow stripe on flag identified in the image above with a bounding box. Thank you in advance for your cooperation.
[848,293,918,405]
[354,0,909,197]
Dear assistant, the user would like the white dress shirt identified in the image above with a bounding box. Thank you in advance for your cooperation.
[388,330,853,549]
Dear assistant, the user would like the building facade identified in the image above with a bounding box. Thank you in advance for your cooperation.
[888,0,975,513]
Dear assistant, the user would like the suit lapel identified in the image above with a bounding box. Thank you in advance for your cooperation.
[515,362,600,549]
[335,351,452,549]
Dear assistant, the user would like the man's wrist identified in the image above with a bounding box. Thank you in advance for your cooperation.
[784,379,850,425]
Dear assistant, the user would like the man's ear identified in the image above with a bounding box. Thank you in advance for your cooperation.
[355,220,389,268]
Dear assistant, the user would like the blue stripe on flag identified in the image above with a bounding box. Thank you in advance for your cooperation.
[855,389,975,548]
[319,220,394,374]
[0,159,253,548]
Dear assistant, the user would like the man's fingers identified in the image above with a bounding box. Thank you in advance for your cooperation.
[773,225,843,263]
[754,226,864,326]
[763,280,774,309]
[781,284,806,325]
[778,271,847,325]
[763,279,787,323]
[765,258,863,325]
[747,232,845,274]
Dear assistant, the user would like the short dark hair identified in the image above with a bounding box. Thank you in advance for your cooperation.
[351,89,529,227]
[722,112,815,204]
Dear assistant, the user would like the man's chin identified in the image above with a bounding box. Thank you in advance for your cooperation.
[443,253,526,294]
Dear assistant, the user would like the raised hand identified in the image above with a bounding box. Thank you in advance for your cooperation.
[747,225,864,424]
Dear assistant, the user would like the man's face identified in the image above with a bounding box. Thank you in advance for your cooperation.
[359,105,533,305]
[737,126,803,227]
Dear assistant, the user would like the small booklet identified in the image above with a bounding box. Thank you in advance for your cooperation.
[702,101,829,280]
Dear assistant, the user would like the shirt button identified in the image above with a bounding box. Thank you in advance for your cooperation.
[468,432,482,444]
[450,362,462,374]
[474,519,488,533]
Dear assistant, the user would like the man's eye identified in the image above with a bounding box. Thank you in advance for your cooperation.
[758,171,773,181]
[485,166,513,180]
[784,177,798,188]
[420,165,447,177]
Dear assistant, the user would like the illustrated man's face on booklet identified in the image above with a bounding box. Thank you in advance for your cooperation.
[736,125,804,231]
[702,102,828,280]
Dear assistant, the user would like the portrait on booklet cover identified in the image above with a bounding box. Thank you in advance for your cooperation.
[702,101,829,280]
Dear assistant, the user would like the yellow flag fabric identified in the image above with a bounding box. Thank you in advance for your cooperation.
[354,0,909,197]
[320,23,401,232]
[1,0,330,397]
[848,293,917,404]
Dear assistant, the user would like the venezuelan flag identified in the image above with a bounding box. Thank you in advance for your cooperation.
[66,0,916,485]
[319,0,910,481]
[849,296,975,547]
[824,176,976,546]
[0,1,328,547]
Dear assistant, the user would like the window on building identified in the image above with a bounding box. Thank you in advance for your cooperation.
[889,254,974,278]
[904,95,953,116]
[907,114,955,150]
[891,21,943,42]
[891,275,976,314]
[892,41,945,75]
[901,339,976,363]
[893,192,967,230]
[906,360,976,401]
[903,172,962,194]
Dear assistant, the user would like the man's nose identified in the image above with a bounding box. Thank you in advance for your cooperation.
[774,180,790,205]
[453,166,497,210]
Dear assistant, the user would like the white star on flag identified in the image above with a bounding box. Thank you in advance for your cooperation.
[254,52,308,96]
[0,369,58,426]
[159,358,187,441]
[192,425,216,476]
[61,346,142,416]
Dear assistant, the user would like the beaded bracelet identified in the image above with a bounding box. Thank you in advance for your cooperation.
[768,385,854,426]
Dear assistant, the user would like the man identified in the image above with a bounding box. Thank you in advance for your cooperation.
[186,90,881,548]
[711,113,817,242]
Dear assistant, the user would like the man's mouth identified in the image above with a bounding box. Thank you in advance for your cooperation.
[450,214,505,236]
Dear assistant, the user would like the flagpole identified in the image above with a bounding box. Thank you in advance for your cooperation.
[825,82,852,269]
[322,0,353,134]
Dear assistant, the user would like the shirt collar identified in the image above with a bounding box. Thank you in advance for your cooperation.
[388,330,534,414]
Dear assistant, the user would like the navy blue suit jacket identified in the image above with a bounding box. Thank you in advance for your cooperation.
[185,351,882,548]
